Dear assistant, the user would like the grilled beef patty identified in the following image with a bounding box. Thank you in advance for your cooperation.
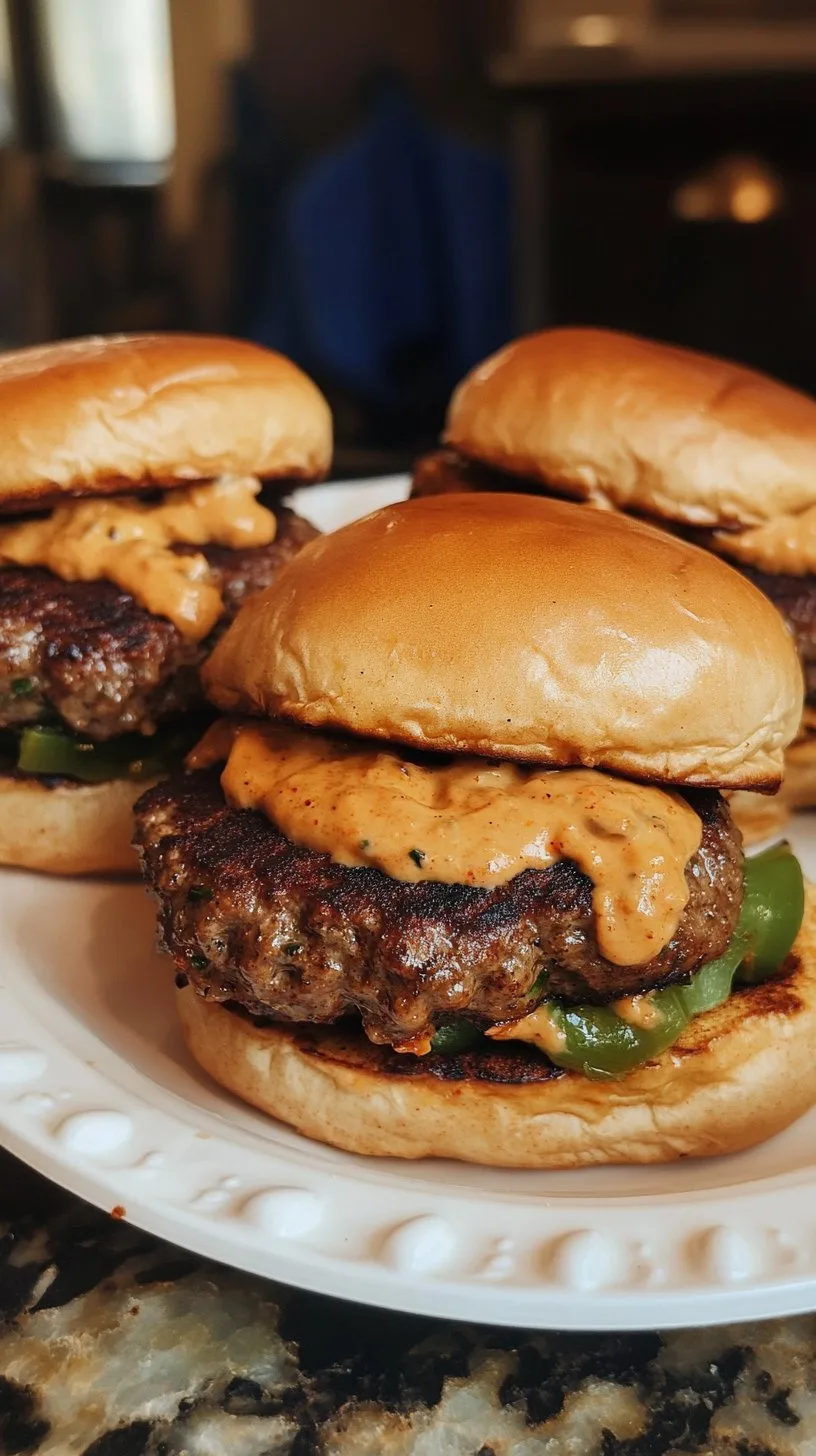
[0,506,316,739]
[412,449,521,498]
[736,566,816,704]
[134,770,743,1047]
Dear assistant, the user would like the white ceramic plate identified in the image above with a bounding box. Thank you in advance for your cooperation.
[3,475,816,1332]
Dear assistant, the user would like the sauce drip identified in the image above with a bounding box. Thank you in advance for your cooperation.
[486,1007,568,1057]
[714,504,816,575]
[0,475,276,638]
[190,720,703,966]
[610,994,664,1029]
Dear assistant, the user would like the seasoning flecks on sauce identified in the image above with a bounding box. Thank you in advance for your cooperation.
[714,503,816,575]
[0,475,276,638]
[190,720,703,966]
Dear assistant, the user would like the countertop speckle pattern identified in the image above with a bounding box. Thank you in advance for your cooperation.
[1,1152,815,1455]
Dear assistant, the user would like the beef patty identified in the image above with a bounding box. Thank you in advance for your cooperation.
[732,566,816,704]
[134,770,743,1048]
[412,448,522,498]
[0,506,317,739]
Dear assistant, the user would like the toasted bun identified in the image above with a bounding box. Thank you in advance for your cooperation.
[445,328,816,529]
[203,493,803,789]
[0,773,154,874]
[175,888,816,1167]
[728,731,816,831]
[0,333,332,511]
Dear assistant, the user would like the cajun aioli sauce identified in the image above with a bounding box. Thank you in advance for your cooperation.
[190,720,703,966]
[486,992,663,1060]
[0,475,276,639]
[713,504,816,575]
[486,1006,568,1057]
[610,994,664,1029]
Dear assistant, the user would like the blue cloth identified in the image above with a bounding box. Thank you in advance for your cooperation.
[249,88,510,412]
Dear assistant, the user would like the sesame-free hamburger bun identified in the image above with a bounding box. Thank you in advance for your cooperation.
[0,332,332,511]
[203,493,803,792]
[0,774,156,876]
[443,327,816,529]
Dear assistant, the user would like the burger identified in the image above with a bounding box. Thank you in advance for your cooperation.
[133,493,815,1168]
[0,333,330,875]
[413,328,816,827]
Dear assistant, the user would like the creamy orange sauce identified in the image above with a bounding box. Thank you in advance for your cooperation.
[713,504,816,575]
[0,475,276,638]
[610,994,664,1030]
[487,992,663,1060]
[190,720,703,966]
[486,1006,568,1057]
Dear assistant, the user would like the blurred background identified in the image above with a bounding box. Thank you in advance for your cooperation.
[1,0,816,473]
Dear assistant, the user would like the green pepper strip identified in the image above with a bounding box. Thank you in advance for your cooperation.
[431,845,804,1074]
[428,1022,483,1056]
[14,722,202,784]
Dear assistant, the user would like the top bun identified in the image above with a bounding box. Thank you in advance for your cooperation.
[203,493,803,790]
[445,328,816,529]
[0,333,331,511]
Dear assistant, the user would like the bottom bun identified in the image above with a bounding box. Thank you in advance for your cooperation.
[0,773,157,875]
[177,889,816,1168]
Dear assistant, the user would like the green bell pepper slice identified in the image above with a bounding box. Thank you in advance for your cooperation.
[541,843,804,1078]
[734,839,805,983]
[429,844,804,1074]
[429,1022,483,1056]
[15,722,200,784]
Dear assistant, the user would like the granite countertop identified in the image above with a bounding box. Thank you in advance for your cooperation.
[1,1150,815,1456]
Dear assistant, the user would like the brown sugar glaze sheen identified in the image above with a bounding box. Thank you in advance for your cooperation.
[191,721,704,966]
[0,476,276,637]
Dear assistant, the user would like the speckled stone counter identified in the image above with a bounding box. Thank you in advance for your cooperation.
[1,1150,815,1455]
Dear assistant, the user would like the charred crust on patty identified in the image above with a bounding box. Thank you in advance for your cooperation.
[233,1013,566,1084]
[133,770,743,1049]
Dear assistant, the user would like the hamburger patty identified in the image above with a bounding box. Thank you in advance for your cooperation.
[134,771,743,1047]
[0,507,317,739]
[412,448,519,497]
[737,566,816,703]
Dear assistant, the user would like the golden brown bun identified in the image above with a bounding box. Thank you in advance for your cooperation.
[0,333,332,511]
[780,731,816,811]
[729,728,816,829]
[445,328,816,528]
[204,493,803,790]
[0,773,153,874]
[176,888,816,1166]
[726,789,790,846]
